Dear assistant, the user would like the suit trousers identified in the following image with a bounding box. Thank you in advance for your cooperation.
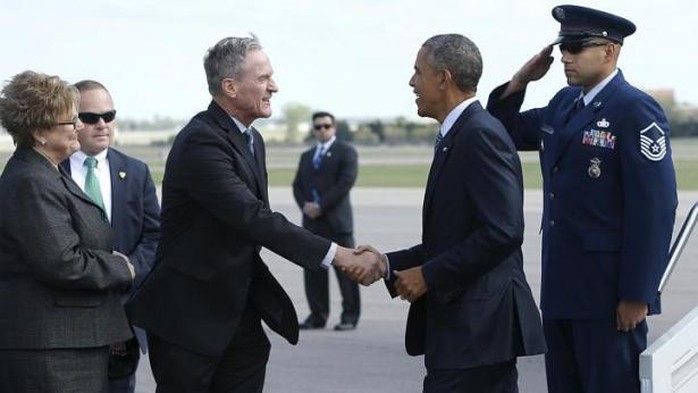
[543,318,647,393]
[422,360,518,393]
[303,232,360,324]
[148,304,271,393]
[0,346,110,393]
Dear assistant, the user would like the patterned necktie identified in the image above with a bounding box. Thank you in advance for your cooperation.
[313,146,325,170]
[434,132,444,152]
[83,157,105,211]
[243,129,255,157]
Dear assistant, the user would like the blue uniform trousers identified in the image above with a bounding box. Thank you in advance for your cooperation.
[543,318,647,393]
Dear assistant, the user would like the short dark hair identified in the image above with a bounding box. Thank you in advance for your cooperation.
[312,111,335,124]
[422,34,482,93]
[74,79,109,93]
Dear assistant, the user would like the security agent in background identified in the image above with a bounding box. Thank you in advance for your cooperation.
[487,5,677,393]
[293,112,360,331]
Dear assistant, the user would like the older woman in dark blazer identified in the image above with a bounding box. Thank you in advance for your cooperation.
[0,71,135,392]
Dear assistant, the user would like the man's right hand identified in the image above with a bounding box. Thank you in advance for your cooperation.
[333,246,386,286]
[502,45,554,98]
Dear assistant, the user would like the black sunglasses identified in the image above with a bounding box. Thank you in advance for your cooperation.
[78,110,116,124]
[559,41,608,55]
[313,123,333,131]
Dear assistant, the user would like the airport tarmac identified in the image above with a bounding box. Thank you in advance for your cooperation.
[134,187,698,392]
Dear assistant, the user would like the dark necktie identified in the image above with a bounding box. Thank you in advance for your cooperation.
[313,146,326,170]
[243,129,254,157]
[84,156,105,211]
[565,97,585,125]
[434,132,444,152]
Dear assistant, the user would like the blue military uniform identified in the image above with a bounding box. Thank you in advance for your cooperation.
[487,5,677,393]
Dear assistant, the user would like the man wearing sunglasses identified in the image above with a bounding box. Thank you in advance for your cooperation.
[487,5,677,393]
[293,111,360,332]
[61,80,160,393]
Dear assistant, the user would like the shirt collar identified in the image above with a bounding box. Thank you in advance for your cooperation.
[230,116,250,134]
[317,136,336,151]
[440,96,478,137]
[581,69,618,106]
[71,148,108,166]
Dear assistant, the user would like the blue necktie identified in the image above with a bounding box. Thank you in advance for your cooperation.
[434,132,444,152]
[565,97,585,125]
[243,129,254,157]
[313,146,325,170]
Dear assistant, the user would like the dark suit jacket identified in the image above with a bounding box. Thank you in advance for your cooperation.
[386,101,546,370]
[126,101,331,356]
[0,148,133,349]
[487,70,677,319]
[61,148,160,352]
[61,148,160,292]
[292,139,357,236]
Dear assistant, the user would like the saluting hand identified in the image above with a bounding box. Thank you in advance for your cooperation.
[502,45,555,98]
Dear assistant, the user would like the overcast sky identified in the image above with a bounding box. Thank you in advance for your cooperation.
[1,0,696,122]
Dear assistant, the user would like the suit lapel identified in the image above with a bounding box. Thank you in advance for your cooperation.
[423,102,480,220]
[207,102,267,202]
[57,165,105,212]
[107,149,127,229]
[250,127,269,205]
[552,72,624,165]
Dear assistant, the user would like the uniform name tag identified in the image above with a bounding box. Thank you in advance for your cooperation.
[582,129,616,149]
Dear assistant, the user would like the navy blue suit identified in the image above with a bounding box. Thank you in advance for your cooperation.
[62,148,160,393]
[386,101,546,390]
[487,70,677,392]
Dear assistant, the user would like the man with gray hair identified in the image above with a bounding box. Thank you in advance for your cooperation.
[126,35,384,393]
[358,34,546,392]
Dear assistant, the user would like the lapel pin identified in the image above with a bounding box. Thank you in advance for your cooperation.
[442,146,448,152]
[119,171,127,180]
[593,101,602,108]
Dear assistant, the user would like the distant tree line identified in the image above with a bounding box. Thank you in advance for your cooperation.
[110,96,698,143]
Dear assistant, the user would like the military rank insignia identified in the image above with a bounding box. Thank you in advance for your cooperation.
[581,119,616,149]
[639,122,667,161]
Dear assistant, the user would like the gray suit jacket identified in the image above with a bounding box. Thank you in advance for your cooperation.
[0,148,133,349]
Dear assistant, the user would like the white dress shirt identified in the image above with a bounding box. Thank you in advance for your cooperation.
[69,149,112,222]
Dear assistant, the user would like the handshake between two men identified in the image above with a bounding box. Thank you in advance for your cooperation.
[331,245,428,303]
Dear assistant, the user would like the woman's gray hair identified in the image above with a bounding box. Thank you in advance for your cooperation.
[422,34,482,93]
[204,34,262,96]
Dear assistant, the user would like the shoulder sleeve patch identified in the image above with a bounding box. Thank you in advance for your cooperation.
[639,122,667,162]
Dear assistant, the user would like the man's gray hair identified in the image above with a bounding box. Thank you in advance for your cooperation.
[422,34,482,93]
[204,34,262,96]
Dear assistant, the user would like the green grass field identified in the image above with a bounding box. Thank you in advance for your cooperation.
[264,159,698,190]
